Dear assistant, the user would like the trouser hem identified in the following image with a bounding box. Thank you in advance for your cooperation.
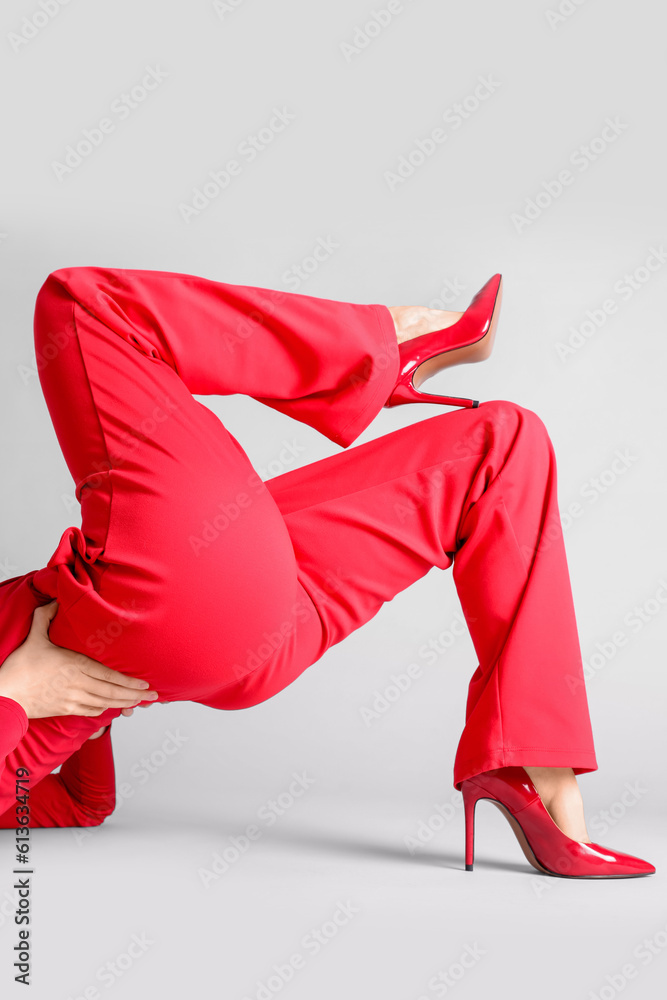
[330,303,399,448]
[453,748,599,791]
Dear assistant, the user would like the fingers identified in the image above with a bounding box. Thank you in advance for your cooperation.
[67,700,140,717]
[79,659,155,692]
[80,695,162,716]
[30,600,59,637]
[79,678,159,705]
[58,702,108,717]
[107,696,165,718]
[73,689,158,710]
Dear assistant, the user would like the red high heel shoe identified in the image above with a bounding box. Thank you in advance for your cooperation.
[461,767,656,878]
[384,273,503,410]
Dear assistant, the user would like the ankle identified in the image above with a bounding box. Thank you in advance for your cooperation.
[524,765,577,792]
[387,305,463,345]
[523,766,591,843]
[523,766,579,807]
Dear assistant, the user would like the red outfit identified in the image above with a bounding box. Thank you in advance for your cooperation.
[0,267,597,827]
[0,701,114,826]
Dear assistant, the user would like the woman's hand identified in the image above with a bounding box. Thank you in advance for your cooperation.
[0,601,159,720]
[88,689,160,740]
[89,690,163,739]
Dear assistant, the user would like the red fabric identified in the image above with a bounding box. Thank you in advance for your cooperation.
[0,266,597,825]
[0,697,114,827]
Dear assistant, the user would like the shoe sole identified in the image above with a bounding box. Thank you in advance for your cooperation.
[412,275,503,388]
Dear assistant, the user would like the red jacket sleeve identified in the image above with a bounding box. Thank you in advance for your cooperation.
[0,696,28,755]
[0,697,116,828]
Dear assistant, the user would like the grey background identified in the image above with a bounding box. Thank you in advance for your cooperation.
[1,0,666,996]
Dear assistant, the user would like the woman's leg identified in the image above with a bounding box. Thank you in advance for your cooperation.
[0,265,400,810]
[222,399,598,813]
[0,267,597,836]
[26,264,406,684]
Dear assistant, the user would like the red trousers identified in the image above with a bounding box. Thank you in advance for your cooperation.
[0,266,597,809]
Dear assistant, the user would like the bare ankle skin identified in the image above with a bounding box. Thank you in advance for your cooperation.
[387,305,464,344]
[523,765,591,843]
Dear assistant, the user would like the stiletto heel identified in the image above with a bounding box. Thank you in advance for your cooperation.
[462,781,485,870]
[384,274,503,410]
[460,767,656,878]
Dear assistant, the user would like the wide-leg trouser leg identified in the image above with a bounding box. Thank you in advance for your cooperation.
[0,264,402,808]
[259,400,598,789]
[0,266,597,812]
